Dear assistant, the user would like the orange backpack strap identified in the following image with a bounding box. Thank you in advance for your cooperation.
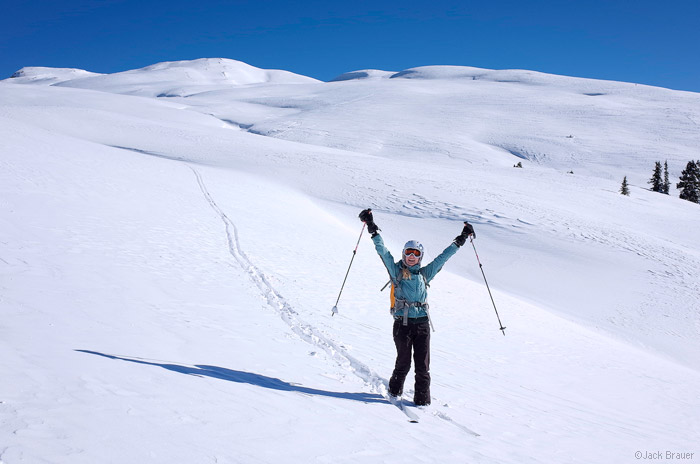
[381,275,400,315]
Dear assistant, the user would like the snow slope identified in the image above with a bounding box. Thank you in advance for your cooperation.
[1,59,699,463]
[8,67,103,85]
[22,58,320,98]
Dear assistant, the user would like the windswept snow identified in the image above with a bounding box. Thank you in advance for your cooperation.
[17,58,320,98]
[1,58,699,464]
[9,67,103,85]
[329,69,396,82]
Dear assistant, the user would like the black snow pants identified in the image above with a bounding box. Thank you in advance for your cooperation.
[388,318,431,405]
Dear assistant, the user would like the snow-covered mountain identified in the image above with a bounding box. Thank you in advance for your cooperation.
[9,66,103,85]
[13,58,319,98]
[1,58,699,463]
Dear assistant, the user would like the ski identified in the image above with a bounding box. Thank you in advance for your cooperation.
[387,395,420,423]
[432,409,481,437]
[402,401,481,437]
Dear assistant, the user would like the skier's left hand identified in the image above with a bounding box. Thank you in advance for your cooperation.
[462,222,475,238]
[454,221,475,247]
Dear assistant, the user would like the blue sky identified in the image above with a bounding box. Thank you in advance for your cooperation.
[1,0,699,92]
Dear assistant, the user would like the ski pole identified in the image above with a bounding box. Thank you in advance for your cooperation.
[469,233,507,336]
[332,222,366,316]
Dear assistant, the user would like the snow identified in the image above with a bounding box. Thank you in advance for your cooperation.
[19,58,320,98]
[9,67,103,85]
[329,69,396,82]
[1,58,699,463]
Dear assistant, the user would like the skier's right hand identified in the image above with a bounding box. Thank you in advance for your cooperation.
[359,208,380,236]
[359,209,373,223]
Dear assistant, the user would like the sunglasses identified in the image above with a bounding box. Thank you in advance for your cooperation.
[404,248,422,257]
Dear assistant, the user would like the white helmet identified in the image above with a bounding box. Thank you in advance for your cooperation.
[402,240,424,264]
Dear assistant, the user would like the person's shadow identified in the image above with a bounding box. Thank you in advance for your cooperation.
[76,350,385,404]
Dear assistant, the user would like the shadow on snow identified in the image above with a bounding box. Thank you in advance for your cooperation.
[76,349,385,404]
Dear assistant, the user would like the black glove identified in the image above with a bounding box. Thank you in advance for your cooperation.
[454,221,475,247]
[359,209,373,223]
[359,208,380,236]
[462,222,475,238]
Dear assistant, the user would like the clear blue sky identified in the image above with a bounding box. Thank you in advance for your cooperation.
[2,0,699,92]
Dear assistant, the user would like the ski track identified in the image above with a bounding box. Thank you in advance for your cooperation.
[188,165,477,434]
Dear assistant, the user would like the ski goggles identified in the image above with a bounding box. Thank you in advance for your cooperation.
[403,248,422,257]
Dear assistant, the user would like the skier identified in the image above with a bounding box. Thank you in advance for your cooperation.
[359,209,475,406]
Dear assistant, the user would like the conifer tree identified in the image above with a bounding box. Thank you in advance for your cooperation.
[620,176,630,196]
[677,160,700,204]
[662,161,670,194]
[648,161,662,192]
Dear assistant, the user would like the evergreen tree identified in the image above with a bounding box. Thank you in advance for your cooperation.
[677,160,700,204]
[620,176,630,196]
[648,161,662,192]
[662,161,670,194]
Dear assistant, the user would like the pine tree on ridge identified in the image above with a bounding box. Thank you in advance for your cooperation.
[677,160,700,204]
[620,176,630,196]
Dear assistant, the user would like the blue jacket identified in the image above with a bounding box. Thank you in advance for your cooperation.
[371,234,459,319]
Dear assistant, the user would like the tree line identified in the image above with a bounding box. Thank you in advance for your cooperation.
[620,160,700,204]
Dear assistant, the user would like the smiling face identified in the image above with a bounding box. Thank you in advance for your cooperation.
[404,253,420,266]
[403,247,422,267]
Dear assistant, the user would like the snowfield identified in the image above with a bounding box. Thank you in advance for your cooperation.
[1,58,699,463]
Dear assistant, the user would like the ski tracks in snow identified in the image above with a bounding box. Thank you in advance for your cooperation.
[188,166,477,434]
[189,166,383,388]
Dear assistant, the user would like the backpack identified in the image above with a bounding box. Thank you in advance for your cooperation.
[383,265,429,315]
